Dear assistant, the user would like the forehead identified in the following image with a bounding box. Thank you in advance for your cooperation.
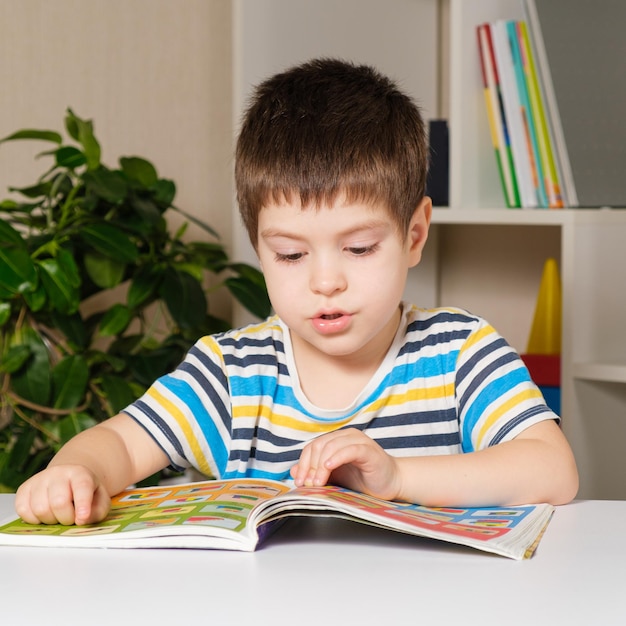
[258,196,392,234]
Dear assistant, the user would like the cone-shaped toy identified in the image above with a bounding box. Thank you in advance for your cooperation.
[526,258,561,354]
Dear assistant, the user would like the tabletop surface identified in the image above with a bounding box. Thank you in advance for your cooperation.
[1,495,625,626]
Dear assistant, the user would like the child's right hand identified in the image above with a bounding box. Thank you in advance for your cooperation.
[14,464,111,526]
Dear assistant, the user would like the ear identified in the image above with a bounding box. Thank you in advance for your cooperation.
[406,196,432,268]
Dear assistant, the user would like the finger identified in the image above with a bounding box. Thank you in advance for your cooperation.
[297,430,363,487]
[292,445,314,486]
[83,484,111,525]
[14,483,41,525]
[47,480,80,526]
[69,476,100,525]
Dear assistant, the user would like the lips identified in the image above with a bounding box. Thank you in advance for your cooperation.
[311,310,352,334]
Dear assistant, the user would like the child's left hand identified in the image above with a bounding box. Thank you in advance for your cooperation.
[290,428,401,501]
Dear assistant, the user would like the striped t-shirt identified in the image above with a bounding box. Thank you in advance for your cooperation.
[124,304,556,481]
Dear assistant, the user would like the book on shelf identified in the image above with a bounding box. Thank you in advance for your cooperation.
[490,20,537,209]
[476,22,520,209]
[517,20,563,208]
[0,478,555,560]
[521,0,576,208]
[523,0,626,208]
[505,19,548,208]
[477,19,565,209]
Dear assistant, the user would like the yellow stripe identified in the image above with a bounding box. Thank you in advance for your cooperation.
[233,383,454,432]
[147,387,213,476]
[198,318,281,351]
[476,388,544,449]
[367,383,454,413]
[233,404,352,433]
[459,323,495,357]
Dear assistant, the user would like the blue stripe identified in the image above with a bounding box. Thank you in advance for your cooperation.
[399,330,469,357]
[491,405,555,444]
[126,402,187,473]
[461,365,533,452]
[177,362,231,432]
[158,375,230,475]
[458,348,518,415]
[222,466,292,481]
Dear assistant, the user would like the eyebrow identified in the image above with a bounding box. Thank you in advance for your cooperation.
[260,219,391,241]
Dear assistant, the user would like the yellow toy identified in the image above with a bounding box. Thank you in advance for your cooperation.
[526,257,561,355]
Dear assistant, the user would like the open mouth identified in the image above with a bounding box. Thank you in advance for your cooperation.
[320,313,343,320]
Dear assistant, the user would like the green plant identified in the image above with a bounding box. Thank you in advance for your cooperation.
[0,109,270,491]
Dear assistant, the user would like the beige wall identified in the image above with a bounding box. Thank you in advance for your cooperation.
[0,0,234,317]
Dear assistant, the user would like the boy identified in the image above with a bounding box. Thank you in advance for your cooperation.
[15,58,578,526]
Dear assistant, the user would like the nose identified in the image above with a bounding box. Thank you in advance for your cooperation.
[309,257,347,296]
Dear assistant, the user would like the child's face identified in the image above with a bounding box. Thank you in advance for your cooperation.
[256,195,430,362]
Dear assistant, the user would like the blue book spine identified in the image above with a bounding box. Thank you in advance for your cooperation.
[507,20,548,208]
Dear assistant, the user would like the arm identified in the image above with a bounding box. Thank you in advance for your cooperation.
[15,413,169,526]
[291,419,579,506]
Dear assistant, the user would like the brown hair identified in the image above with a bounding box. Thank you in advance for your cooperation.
[235,58,429,246]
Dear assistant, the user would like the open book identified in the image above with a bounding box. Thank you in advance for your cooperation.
[0,478,554,560]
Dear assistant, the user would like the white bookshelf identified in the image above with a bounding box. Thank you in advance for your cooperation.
[233,0,626,499]
[444,0,626,499]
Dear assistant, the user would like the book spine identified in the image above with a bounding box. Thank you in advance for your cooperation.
[492,20,537,209]
[518,21,564,208]
[477,23,520,208]
[507,19,548,208]
[522,0,578,207]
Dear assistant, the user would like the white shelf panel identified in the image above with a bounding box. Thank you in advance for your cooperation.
[431,207,626,226]
[572,363,626,384]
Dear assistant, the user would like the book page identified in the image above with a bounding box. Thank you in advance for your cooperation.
[0,479,291,550]
[253,485,554,560]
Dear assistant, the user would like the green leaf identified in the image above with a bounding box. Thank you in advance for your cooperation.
[225,276,272,319]
[159,268,207,330]
[98,303,132,337]
[9,326,51,405]
[170,205,220,239]
[100,374,137,414]
[128,345,184,387]
[56,247,81,288]
[0,243,38,295]
[51,355,89,409]
[7,181,52,198]
[0,199,19,211]
[7,427,36,472]
[0,302,11,327]
[0,129,62,145]
[50,311,88,349]
[84,251,126,289]
[65,109,101,169]
[120,156,158,187]
[55,145,87,169]
[228,263,267,288]
[83,167,127,204]
[0,219,25,246]
[80,223,139,263]
[187,241,228,269]
[152,179,176,206]
[21,281,47,312]
[0,345,31,374]
[56,413,97,446]
[37,258,80,314]
[127,265,164,309]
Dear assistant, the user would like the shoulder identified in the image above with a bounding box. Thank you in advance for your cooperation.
[401,304,509,367]
[190,316,287,371]
[403,304,487,337]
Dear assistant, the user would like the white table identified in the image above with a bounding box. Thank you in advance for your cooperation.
[0,496,624,625]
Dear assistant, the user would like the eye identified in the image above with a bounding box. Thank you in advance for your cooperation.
[275,252,305,263]
[347,243,379,257]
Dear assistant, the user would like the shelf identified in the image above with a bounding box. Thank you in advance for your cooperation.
[431,207,626,226]
[572,363,626,384]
